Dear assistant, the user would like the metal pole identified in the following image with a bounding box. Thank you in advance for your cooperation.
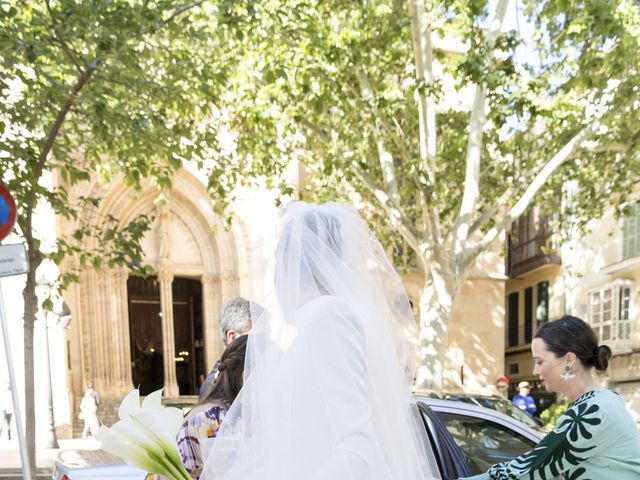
[0,281,33,480]
[42,311,59,449]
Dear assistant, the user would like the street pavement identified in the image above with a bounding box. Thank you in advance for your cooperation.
[0,436,104,479]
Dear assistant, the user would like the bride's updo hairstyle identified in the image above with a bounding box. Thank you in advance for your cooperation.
[534,315,612,372]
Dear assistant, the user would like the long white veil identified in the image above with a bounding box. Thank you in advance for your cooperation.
[201,201,434,480]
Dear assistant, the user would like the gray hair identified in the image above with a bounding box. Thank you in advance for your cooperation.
[219,297,252,345]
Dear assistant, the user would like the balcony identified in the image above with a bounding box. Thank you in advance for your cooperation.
[506,211,561,278]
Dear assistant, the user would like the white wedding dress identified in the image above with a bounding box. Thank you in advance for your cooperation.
[201,202,436,480]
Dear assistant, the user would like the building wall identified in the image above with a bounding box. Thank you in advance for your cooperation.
[505,204,640,415]
[566,208,640,413]
[505,264,563,385]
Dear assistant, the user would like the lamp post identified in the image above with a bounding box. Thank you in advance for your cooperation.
[36,259,63,450]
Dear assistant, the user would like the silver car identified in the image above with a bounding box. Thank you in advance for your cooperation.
[53,396,542,479]
[413,395,544,478]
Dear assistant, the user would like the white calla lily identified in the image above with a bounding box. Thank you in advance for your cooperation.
[118,388,142,419]
[141,388,164,410]
[96,425,165,474]
[136,406,184,447]
[97,388,190,480]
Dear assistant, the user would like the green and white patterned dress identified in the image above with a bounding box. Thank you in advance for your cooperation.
[461,389,640,480]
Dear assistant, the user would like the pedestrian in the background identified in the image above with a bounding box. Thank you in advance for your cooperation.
[80,383,100,438]
[460,315,640,480]
[0,381,13,440]
[495,376,509,399]
[512,380,536,416]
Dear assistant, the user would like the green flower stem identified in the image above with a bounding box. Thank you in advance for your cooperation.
[147,449,189,480]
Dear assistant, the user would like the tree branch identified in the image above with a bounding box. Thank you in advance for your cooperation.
[35,64,98,187]
[408,0,436,178]
[356,70,401,204]
[300,118,330,144]
[465,120,603,265]
[351,162,425,269]
[408,1,449,255]
[343,77,412,165]
[44,0,85,72]
[453,0,509,256]
[468,182,520,236]
[162,0,208,26]
[581,142,630,153]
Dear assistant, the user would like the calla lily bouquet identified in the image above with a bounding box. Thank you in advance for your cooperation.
[96,389,191,480]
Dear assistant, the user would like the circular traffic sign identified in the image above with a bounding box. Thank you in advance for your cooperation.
[0,184,17,242]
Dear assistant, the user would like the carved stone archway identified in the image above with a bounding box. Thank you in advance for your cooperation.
[65,169,249,407]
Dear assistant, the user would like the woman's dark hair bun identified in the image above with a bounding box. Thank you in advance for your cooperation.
[593,345,612,372]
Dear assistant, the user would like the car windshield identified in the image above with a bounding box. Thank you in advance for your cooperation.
[471,397,541,430]
[442,394,544,431]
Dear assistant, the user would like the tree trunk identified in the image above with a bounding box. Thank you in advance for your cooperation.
[415,266,454,391]
[22,235,41,479]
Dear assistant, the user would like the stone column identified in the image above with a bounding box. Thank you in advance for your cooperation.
[111,267,134,396]
[158,263,180,397]
[94,268,112,392]
[220,271,239,303]
[202,273,222,370]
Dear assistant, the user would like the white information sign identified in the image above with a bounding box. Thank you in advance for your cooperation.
[0,243,29,277]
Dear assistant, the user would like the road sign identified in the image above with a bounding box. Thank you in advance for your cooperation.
[0,184,16,241]
[0,243,28,278]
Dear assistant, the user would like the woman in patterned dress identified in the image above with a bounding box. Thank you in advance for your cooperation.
[177,334,248,479]
[461,315,640,480]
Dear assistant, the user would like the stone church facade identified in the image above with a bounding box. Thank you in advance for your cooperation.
[59,167,271,431]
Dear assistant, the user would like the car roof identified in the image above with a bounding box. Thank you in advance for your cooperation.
[411,395,544,441]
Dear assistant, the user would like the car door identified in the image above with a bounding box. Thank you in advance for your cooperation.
[426,405,541,476]
[415,402,473,480]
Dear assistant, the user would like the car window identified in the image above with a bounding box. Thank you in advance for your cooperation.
[475,398,542,430]
[437,412,536,475]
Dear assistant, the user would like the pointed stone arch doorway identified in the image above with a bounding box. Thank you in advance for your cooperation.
[67,170,249,414]
[127,276,206,396]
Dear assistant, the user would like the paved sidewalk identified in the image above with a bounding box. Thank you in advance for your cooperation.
[0,437,104,478]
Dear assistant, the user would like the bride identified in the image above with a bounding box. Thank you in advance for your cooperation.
[201,201,435,480]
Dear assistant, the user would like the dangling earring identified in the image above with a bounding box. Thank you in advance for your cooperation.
[561,364,575,382]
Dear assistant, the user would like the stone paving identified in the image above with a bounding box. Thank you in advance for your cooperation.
[0,436,106,479]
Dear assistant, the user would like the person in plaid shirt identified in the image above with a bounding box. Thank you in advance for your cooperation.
[177,335,248,479]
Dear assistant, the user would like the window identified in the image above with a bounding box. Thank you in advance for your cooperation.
[438,412,536,475]
[536,281,549,327]
[508,282,550,348]
[524,287,533,343]
[623,203,640,259]
[588,281,633,348]
[507,293,519,347]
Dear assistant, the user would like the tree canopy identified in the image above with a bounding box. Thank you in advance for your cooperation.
[1,1,230,474]
[209,0,640,386]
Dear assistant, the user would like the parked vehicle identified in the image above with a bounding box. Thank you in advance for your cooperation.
[52,462,147,480]
[414,396,544,478]
[416,390,546,430]
[53,396,543,479]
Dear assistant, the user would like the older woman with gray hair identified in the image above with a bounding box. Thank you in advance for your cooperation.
[219,297,253,346]
[199,297,253,396]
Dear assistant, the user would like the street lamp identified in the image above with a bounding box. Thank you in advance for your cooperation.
[36,259,63,450]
